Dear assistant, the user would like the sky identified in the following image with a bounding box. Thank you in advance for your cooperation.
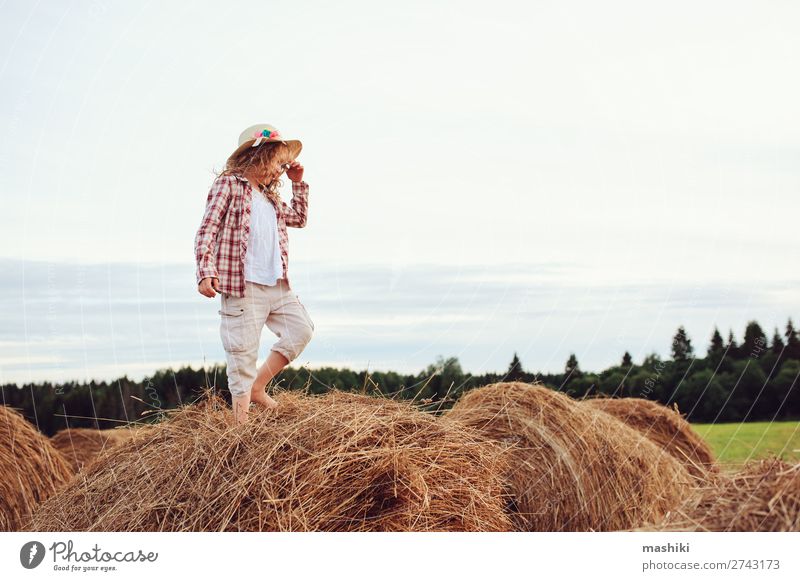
[1,0,798,384]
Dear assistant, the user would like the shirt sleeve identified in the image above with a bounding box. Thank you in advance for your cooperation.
[281,180,309,228]
[194,175,232,284]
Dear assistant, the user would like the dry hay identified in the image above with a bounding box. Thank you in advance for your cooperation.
[50,425,155,472]
[444,381,695,531]
[640,457,800,531]
[1,405,75,531]
[582,396,717,478]
[23,389,514,532]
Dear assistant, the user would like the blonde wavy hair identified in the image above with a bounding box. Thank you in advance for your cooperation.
[217,141,293,206]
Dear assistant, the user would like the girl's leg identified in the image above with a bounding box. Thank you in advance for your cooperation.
[231,393,251,425]
[220,281,270,425]
[250,349,290,408]
[253,294,312,410]
[223,340,259,425]
[249,279,313,409]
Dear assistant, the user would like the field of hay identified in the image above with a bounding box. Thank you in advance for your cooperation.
[693,421,800,469]
[2,382,798,532]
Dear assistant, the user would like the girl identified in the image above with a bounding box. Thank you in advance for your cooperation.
[194,123,315,426]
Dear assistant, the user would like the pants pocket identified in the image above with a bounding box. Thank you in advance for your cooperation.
[219,302,248,352]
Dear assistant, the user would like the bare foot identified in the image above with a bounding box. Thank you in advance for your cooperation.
[250,391,279,410]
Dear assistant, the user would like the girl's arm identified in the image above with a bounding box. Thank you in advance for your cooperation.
[194,175,233,284]
[281,180,309,228]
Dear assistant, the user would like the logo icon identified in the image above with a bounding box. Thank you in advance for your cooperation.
[20,541,46,569]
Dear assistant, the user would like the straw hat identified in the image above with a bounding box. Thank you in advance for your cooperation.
[229,123,302,161]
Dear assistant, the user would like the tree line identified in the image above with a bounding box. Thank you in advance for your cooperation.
[552,318,800,424]
[2,318,798,435]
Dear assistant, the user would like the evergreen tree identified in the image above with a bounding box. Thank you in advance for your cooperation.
[671,326,694,361]
[771,327,785,355]
[621,351,633,368]
[564,353,582,383]
[727,329,741,359]
[785,318,800,360]
[707,327,725,357]
[742,321,768,360]
[506,352,525,382]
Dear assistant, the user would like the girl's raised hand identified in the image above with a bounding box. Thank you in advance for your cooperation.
[286,160,304,183]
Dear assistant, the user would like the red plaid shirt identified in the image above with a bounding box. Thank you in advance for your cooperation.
[194,173,309,297]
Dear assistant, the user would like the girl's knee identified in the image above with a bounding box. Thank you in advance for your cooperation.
[299,322,314,343]
[273,332,311,364]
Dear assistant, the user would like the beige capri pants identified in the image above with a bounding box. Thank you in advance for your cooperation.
[218,278,314,397]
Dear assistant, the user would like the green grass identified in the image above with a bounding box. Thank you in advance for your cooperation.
[693,420,800,469]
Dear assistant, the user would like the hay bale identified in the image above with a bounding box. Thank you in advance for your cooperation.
[24,389,514,532]
[444,381,695,531]
[0,405,74,531]
[50,426,153,472]
[641,457,800,531]
[582,396,717,478]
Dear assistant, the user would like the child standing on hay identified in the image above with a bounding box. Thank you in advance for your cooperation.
[194,123,315,426]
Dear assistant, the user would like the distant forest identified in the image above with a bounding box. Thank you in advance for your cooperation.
[2,318,799,436]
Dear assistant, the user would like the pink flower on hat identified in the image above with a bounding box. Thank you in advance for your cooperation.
[252,128,281,140]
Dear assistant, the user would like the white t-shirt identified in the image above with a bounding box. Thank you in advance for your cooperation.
[244,190,283,286]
